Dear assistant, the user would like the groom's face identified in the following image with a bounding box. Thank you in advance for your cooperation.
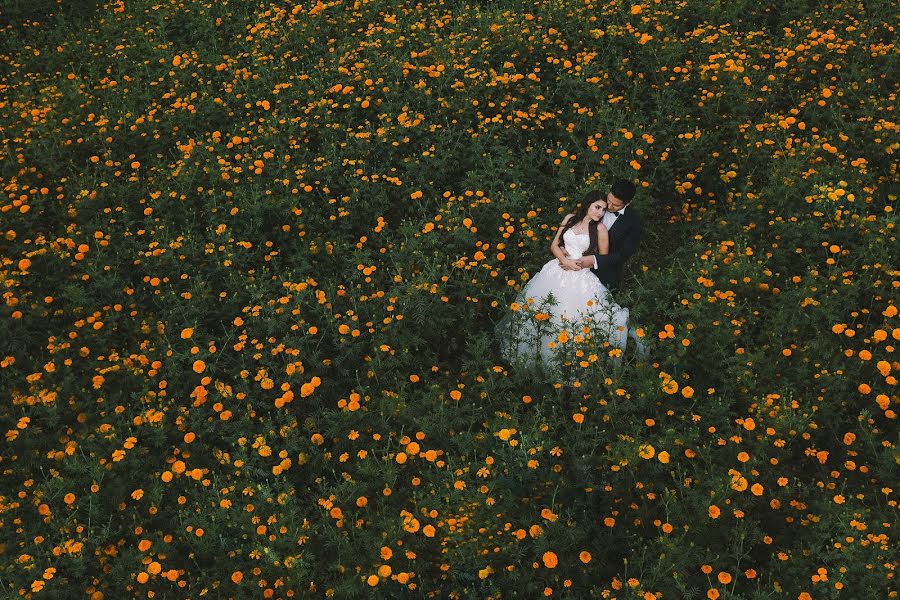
[606,192,628,212]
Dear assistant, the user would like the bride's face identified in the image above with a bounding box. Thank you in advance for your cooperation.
[587,200,607,221]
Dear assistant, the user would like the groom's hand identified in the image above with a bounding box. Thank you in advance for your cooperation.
[558,258,580,271]
[557,247,575,270]
[575,256,594,269]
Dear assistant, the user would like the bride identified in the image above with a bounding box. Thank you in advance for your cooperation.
[499,190,629,367]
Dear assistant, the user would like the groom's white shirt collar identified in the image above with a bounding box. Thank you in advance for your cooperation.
[607,205,626,220]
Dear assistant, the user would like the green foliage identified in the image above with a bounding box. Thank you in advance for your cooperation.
[0,0,896,598]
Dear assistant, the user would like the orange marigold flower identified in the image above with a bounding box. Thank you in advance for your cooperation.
[541,507,558,522]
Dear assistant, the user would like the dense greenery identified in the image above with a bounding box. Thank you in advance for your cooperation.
[1,0,896,598]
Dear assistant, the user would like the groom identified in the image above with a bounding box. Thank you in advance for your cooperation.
[560,179,641,292]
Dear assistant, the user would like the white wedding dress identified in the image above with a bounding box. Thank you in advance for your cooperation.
[499,229,629,366]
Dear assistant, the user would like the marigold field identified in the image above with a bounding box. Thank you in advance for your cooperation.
[1,0,897,598]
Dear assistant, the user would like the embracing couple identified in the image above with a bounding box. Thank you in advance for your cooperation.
[499,179,644,367]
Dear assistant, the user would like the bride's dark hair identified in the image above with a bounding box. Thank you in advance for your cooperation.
[558,189,604,256]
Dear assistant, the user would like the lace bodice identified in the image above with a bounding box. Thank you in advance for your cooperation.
[562,228,591,257]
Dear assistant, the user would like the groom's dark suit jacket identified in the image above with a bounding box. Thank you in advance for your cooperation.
[591,206,642,292]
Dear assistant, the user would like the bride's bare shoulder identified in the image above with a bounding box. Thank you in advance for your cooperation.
[559,213,575,226]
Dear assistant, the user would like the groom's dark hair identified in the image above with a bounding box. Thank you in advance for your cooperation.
[611,179,636,204]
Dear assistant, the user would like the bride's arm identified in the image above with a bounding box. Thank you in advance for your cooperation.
[551,215,579,268]
[596,222,609,255]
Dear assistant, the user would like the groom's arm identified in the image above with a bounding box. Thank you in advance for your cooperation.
[587,218,642,270]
